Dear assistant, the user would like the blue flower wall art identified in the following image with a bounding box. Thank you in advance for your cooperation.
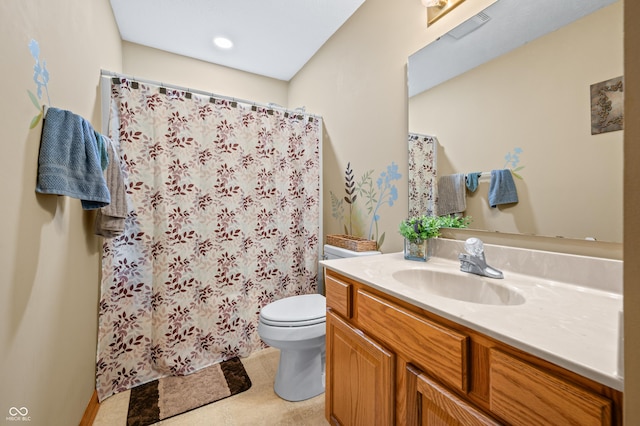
[504,147,525,179]
[330,161,401,250]
[27,39,51,129]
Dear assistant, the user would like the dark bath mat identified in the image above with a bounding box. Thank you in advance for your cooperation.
[126,357,252,426]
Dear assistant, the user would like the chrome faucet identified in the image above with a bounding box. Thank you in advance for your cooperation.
[458,238,504,279]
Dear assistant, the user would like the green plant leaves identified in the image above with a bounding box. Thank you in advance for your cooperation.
[344,162,357,204]
[27,90,43,129]
[399,215,471,241]
[29,112,43,129]
[512,166,524,180]
[28,90,40,110]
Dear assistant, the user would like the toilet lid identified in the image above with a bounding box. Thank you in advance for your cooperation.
[260,294,326,327]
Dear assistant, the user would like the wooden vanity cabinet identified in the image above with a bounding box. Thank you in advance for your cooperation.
[324,270,623,426]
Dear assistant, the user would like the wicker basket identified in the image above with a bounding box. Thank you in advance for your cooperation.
[326,234,377,252]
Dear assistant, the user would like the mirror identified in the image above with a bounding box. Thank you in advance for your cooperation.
[407,0,623,243]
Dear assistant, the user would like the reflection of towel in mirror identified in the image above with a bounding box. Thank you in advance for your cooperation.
[437,174,466,215]
[35,107,111,209]
[488,169,518,208]
[465,172,482,192]
[95,136,128,238]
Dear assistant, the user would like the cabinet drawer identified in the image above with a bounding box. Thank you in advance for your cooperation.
[357,289,469,392]
[489,349,612,426]
[325,273,352,318]
[407,365,501,426]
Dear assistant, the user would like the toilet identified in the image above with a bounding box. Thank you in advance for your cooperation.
[258,293,327,401]
[257,244,381,402]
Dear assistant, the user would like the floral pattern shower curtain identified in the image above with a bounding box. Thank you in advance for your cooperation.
[408,133,437,218]
[96,79,321,401]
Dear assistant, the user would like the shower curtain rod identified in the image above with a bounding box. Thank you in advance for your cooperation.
[100,70,320,120]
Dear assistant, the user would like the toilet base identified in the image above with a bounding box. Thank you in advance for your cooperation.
[274,344,326,401]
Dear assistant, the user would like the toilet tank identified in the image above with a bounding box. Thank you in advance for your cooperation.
[319,244,381,296]
[323,244,381,260]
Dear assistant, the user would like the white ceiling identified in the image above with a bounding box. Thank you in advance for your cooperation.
[109,0,365,81]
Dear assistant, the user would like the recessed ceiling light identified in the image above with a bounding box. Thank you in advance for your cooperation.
[213,37,233,49]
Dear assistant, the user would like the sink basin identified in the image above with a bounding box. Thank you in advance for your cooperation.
[391,269,525,306]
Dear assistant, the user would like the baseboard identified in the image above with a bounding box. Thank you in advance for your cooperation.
[79,390,99,426]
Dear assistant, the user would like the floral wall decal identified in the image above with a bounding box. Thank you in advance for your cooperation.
[503,147,525,179]
[330,161,401,250]
[27,39,51,129]
[343,162,357,234]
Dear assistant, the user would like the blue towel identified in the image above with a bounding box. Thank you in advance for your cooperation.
[488,169,518,208]
[94,130,109,171]
[465,172,482,192]
[36,107,111,209]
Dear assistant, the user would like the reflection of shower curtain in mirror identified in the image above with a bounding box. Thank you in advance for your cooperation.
[96,78,321,401]
[408,133,437,217]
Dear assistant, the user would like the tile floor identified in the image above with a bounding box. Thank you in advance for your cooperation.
[92,347,328,425]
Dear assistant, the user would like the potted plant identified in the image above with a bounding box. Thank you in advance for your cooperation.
[399,215,471,261]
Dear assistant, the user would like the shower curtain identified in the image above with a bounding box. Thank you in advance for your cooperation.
[408,133,437,218]
[96,78,321,401]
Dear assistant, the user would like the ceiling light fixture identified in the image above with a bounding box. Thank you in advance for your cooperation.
[422,0,446,6]
[213,37,234,49]
[422,0,466,26]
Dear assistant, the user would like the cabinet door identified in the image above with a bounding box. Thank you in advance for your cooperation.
[326,310,394,426]
[406,365,501,426]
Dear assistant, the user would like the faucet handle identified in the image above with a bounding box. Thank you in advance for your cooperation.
[464,237,484,256]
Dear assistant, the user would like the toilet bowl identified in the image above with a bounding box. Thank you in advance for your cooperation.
[258,293,327,401]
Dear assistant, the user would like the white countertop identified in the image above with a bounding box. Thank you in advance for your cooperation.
[321,251,623,391]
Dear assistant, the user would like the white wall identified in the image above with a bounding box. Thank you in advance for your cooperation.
[0,0,122,424]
